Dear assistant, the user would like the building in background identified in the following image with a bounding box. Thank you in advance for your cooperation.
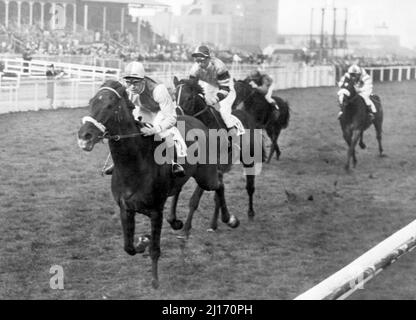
[156,0,279,50]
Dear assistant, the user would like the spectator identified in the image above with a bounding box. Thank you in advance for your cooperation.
[45,64,64,109]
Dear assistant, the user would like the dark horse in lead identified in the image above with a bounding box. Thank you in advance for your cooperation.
[77,80,239,288]
[338,76,384,171]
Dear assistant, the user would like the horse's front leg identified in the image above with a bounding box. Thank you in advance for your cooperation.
[359,132,367,149]
[373,117,384,156]
[343,127,352,171]
[182,186,204,239]
[119,203,137,256]
[149,209,163,289]
[346,130,361,170]
[273,129,282,161]
[167,188,184,231]
[217,172,240,229]
[208,193,220,232]
[245,173,256,220]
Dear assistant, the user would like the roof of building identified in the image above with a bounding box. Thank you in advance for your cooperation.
[83,0,169,7]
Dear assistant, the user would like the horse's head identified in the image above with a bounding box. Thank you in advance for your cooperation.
[78,80,134,152]
[338,75,358,110]
[173,76,207,117]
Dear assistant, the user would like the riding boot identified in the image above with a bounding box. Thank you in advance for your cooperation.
[337,111,343,120]
[169,146,186,178]
[367,105,375,122]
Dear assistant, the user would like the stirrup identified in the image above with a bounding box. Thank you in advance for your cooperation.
[103,164,114,176]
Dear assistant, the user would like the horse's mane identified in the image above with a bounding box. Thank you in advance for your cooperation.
[180,78,205,96]
[101,80,135,110]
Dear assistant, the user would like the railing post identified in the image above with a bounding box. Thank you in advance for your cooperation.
[389,67,394,82]
[380,68,384,82]
[398,67,403,82]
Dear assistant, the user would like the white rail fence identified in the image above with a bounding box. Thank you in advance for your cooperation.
[365,66,416,83]
[295,220,416,300]
[0,79,102,113]
[1,61,415,115]
[2,58,120,81]
[0,61,337,114]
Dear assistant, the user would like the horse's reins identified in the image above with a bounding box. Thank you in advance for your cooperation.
[176,84,185,115]
[82,86,147,142]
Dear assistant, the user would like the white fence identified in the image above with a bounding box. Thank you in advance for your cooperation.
[0,64,336,114]
[365,65,416,83]
[2,58,120,81]
[0,79,102,113]
[295,220,416,300]
[270,65,335,90]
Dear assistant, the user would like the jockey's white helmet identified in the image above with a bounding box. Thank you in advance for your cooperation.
[124,61,145,79]
[348,64,361,75]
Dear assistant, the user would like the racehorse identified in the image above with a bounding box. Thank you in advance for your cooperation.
[173,76,274,234]
[77,80,230,288]
[338,76,384,171]
[234,78,290,163]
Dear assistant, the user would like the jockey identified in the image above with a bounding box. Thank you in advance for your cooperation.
[189,45,239,136]
[338,64,376,120]
[105,61,186,177]
[246,69,280,114]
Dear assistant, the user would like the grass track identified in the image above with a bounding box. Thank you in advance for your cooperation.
[1,81,416,299]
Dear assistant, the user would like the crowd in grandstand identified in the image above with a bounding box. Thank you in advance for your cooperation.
[1,19,415,68]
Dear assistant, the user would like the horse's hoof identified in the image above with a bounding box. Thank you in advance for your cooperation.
[207,228,216,233]
[152,279,159,289]
[136,236,150,254]
[124,246,137,256]
[248,211,255,221]
[170,220,184,231]
[359,143,367,150]
[227,215,240,229]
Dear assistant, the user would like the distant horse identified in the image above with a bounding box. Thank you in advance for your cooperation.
[77,80,229,288]
[338,76,384,171]
[173,76,275,233]
[234,78,290,163]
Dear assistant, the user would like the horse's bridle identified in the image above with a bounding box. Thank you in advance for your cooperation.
[175,82,223,128]
[82,86,145,142]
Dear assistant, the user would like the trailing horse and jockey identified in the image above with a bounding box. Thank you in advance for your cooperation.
[173,73,278,233]
[337,68,384,171]
[234,72,290,163]
[189,45,245,139]
[337,64,377,121]
[104,61,186,177]
[246,69,280,118]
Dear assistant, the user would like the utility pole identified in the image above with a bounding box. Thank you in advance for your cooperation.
[320,7,325,62]
[309,8,314,49]
[344,8,348,55]
[332,7,337,58]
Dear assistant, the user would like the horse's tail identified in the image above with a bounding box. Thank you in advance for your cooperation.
[273,96,291,129]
